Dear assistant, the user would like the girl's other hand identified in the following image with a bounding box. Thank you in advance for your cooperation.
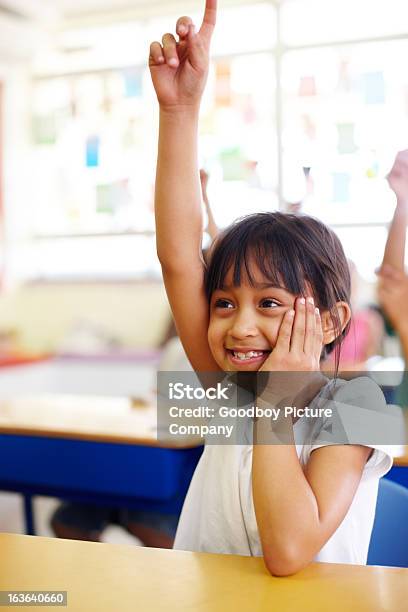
[260,296,323,373]
[149,0,217,112]
[377,265,408,333]
[387,150,408,205]
[200,169,209,195]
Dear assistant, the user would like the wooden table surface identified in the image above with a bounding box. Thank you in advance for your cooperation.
[394,446,408,466]
[0,394,201,448]
[0,534,407,612]
[394,410,408,465]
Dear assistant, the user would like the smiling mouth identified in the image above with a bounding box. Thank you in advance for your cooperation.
[226,349,271,363]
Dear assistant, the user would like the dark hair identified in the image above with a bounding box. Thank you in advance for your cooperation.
[204,212,351,372]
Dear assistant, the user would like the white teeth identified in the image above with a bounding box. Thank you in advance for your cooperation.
[232,351,263,360]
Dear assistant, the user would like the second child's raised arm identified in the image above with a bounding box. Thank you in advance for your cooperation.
[381,150,408,271]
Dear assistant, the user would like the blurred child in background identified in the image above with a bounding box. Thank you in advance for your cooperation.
[377,150,408,406]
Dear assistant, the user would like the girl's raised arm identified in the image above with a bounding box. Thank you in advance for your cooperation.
[149,1,220,371]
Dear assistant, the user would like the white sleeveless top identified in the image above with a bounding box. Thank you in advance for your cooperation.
[174,377,395,564]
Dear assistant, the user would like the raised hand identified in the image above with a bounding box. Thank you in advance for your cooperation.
[387,150,408,205]
[149,0,217,111]
[200,169,209,196]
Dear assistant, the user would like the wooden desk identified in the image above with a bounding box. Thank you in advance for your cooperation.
[0,534,407,612]
[382,408,408,487]
[0,395,405,535]
[389,446,408,488]
[0,394,201,447]
[0,395,202,535]
[393,447,408,467]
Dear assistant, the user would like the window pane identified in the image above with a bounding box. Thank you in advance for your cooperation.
[30,68,157,236]
[281,41,408,224]
[282,0,408,46]
[11,236,160,281]
[200,53,277,227]
[27,3,276,246]
[333,226,388,281]
[211,3,276,55]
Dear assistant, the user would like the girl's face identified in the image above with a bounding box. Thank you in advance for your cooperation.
[208,266,301,371]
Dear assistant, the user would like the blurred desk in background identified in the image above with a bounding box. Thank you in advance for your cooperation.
[386,407,408,488]
[0,394,203,535]
[0,353,160,399]
[394,449,408,466]
[388,444,408,488]
[0,353,51,367]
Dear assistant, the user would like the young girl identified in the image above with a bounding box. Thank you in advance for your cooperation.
[149,0,393,575]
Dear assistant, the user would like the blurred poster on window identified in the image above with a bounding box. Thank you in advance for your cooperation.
[219,147,245,181]
[32,115,57,145]
[299,76,317,97]
[123,69,143,98]
[215,61,232,106]
[332,172,351,202]
[337,123,357,154]
[96,179,131,215]
[86,135,100,168]
[362,71,385,105]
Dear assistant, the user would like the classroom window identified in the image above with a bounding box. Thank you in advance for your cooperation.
[281,40,408,225]
[281,0,408,45]
[7,0,408,282]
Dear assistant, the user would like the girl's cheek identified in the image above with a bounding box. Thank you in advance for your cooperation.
[207,322,219,354]
[260,319,281,345]
[208,320,227,361]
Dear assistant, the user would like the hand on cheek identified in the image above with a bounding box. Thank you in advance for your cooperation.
[256,297,324,409]
[260,296,323,372]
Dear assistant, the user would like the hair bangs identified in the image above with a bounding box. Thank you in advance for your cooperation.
[247,236,307,296]
[205,215,310,299]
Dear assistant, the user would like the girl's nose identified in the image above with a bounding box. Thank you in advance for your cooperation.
[229,311,258,339]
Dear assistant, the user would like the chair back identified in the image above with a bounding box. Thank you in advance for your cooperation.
[367,478,408,567]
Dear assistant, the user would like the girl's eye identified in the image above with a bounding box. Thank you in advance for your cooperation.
[214,299,234,309]
[260,298,280,309]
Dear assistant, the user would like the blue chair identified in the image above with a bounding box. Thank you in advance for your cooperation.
[367,478,408,567]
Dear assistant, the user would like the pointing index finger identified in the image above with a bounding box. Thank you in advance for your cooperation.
[199,0,217,38]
